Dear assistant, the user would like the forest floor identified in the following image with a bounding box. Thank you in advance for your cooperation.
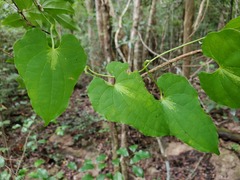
[1,75,240,180]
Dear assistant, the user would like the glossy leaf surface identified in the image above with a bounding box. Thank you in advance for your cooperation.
[14,29,86,124]
[88,62,219,154]
[199,29,240,108]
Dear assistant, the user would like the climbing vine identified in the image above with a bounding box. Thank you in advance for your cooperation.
[2,0,240,155]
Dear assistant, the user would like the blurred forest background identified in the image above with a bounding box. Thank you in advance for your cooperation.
[1,0,240,179]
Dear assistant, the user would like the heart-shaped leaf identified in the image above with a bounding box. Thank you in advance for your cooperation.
[88,62,219,154]
[14,28,86,124]
[88,62,169,137]
[199,29,240,108]
[224,16,240,31]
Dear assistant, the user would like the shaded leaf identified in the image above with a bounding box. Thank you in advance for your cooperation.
[199,29,240,108]
[96,154,107,163]
[42,0,74,14]
[113,172,123,180]
[67,162,77,170]
[82,174,94,180]
[129,144,138,152]
[54,14,78,30]
[130,150,151,164]
[80,160,94,172]
[117,147,129,157]
[88,62,219,154]
[132,165,144,177]
[14,29,86,124]
[34,159,45,167]
[2,13,26,27]
[0,156,5,167]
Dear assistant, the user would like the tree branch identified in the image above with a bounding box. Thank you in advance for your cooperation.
[141,49,202,76]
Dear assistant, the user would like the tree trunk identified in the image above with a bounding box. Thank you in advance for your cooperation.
[95,0,119,173]
[86,0,97,68]
[142,0,157,61]
[128,0,141,71]
[95,0,105,59]
[182,0,194,79]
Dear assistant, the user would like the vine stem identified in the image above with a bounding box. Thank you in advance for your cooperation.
[157,138,170,180]
[15,131,32,174]
[141,49,202,77]
[84,66,114,78]
[139,37,205,73]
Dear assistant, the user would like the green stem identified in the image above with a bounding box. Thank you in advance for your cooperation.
[139,37,205,73]
[85,66,114,78]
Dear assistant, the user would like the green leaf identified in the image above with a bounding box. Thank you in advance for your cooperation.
[132,165,144,177]
[130,150,151,164]
[14,29,86,124]
[112,158,120,166]
[34,159,45,167]
[88,62,169,137]
[14,0,32,10]
[113,172,123,180]
[157,73,219,154]
[96,174,106,180]
[117,147,129,157]
[2,13,26,28]
[224,16,240,31]
[88,62,219,154]
[82,174,94,180]
[199,29,240,108]
[129,145,138,152]
[98,163,106,170]
[54,14,78,30]
[0,156,5,167]
[79,159,94,172]
[96,154,107,163]
[67,161,77,170]
[42,0,74,14]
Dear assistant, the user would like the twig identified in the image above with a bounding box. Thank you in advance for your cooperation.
[157,137,170,180]
[0,48,13,58]
[15,131,32,174]
[114,0,131,63]
[11,0,50,34]
[186,154,206,180]
[138,32,168,62]
[141,50,202,76]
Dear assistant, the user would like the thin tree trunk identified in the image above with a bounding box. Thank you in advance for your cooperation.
[142,0,157,60]
[95,0,119,173]
[128,0,141,71]
[95,0,105,60]
[120,124,128,179]
[102,0,114,63]
[182,0,194,78]
[86,0,96,68]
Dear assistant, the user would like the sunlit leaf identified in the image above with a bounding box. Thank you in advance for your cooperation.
[88,62,219,154]
[14,29,86,124]
[199,29,240,108]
